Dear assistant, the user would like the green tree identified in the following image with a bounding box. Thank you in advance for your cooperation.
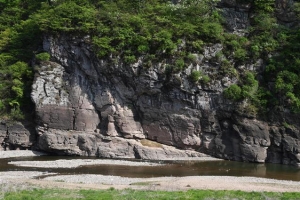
[0,61,32,119]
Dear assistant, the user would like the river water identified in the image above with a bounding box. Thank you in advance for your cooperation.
[1,156,300,181]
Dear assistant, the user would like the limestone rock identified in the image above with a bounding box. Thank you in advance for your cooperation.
[97,136,207,160]
[37,129,87,155]
[36,106,74,130]
[106,115,118,136]
[97,137,136,158]
[0,122,36,151]
[114,107,144,139]
[7,124,30,149]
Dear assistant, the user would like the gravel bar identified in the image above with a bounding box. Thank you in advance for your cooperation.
[1,170,300,192]
[44,174,300,186]
[43,174,300,192]
[9,159,164,168]
[0,171,55,180]
[0,150,48,158]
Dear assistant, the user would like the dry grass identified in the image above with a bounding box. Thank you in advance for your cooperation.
[140,139,163,148]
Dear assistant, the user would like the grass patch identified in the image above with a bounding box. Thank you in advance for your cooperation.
[140,139,163,148]
[2,188,300,200]
[129,181,160,186]
[54,180,65,182]
[3,188,82,200]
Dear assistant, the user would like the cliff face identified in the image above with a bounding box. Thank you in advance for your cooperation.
[1,0,300,166]
[30,32,300,166]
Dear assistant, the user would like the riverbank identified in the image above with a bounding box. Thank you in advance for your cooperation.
[0,171,300,193]
[0,150,300,193]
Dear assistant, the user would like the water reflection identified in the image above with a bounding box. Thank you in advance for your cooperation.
[0,156,300,181]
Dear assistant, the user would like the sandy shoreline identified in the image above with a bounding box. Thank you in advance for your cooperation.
[1,150,300,192]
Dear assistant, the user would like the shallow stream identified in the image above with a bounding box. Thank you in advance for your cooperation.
[1,156,300,181]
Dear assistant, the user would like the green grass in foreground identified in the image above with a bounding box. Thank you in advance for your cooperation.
[2,188,300,200]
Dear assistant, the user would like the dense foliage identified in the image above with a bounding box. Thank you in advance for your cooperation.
[0,0,44,119]
[0,0,300,119]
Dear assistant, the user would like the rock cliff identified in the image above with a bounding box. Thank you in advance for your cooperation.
[1,0,300,166]
[31,30,300,166]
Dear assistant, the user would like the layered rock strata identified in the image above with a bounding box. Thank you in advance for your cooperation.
[27,32,300,166]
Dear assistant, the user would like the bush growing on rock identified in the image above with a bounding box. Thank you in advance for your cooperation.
[201,75,211,84]
[189,70,202,82]
[174,58,185,72]
[224,84,242,101]
[35,52,50,62]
